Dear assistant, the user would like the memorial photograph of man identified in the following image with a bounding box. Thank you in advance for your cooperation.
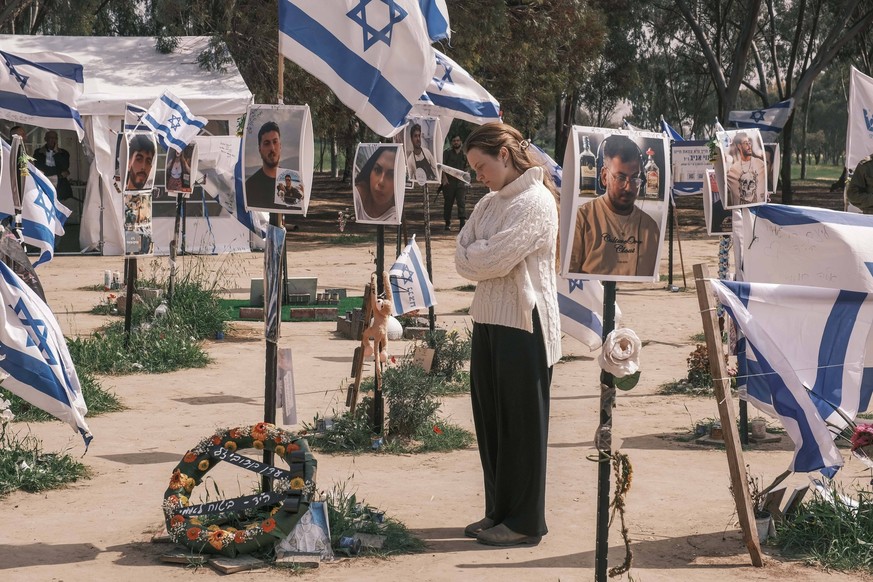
[405,121,438,185]
[568,134,661,279]
[124,133,157,192]
[245,120,282,210]
[722,130,767,208]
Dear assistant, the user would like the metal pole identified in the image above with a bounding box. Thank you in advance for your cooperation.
[667,202,674,288]
[167,195,183,307]
[123,256,137,350]
[595,281,616,582]
[373,225,385,433]
[262,212,282,493]
[422,184,436,334]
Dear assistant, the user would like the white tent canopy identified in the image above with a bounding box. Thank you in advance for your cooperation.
[0,35,255,255]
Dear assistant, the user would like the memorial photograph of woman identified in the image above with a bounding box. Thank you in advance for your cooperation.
[352,143,405,225]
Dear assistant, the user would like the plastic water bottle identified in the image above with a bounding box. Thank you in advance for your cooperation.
[154,300,169,319]
[103,270,111,291]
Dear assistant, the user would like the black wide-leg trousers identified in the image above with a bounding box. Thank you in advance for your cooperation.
[470,308,552,537]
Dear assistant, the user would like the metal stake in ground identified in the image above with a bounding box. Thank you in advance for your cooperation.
[594,281,617,582]
[373,225,385,434]
[167,195,183,307]
[421,183,435,334]
[262,213,284,494]
[123,256,137,350]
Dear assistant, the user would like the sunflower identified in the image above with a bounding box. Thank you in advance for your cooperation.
[224,441,238,453]
[290,477,305,490]
[198,459,211,471]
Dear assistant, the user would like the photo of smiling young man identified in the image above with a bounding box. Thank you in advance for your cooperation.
[123,132,157,193]
[566,130,667,281]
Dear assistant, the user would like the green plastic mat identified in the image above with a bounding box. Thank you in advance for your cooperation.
[219,296,363,322]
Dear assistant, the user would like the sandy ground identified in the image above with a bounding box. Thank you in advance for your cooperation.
[1,230,870,582]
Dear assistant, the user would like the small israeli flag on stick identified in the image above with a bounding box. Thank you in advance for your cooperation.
[141,90,207,152]
[389,235,437,315]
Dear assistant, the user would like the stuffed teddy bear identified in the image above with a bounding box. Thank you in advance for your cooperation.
[362,271,394,363]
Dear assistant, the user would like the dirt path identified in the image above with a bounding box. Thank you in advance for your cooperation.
[1,226,868,581]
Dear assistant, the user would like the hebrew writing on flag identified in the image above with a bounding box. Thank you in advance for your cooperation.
[418,0,450,42]
[413,49,501,126]
[727,98,794,143]
[737,204,873,292]
[846,66,873,174]
[279,0,433,138]
[557,278,621,351]
[0,261,91,447]
[141,90,207,153]
[712,278,873,475]
[0,49,84,141]
[389,234,436,315]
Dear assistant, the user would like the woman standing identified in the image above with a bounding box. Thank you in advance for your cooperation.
[455,123,561,547]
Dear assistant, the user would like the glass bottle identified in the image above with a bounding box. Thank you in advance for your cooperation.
[644,147,659,198]
[579,136,597,196]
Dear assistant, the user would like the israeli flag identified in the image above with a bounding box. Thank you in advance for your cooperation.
[622,119,644,131]
[418,0,450,41]
[712,278,873,474]
[414,49,501,125]
[0,138,14,217]
[847,66,873,171]
[661,117,684,141]
[389,235,436,315]
[0,50,84,141]
[528,143,562,188]
[557,278,621,351]
[728,98,795,143]
[2,160,70,268]
[279,0,433,138]
[141,90,207,153]
[0,261,91,447]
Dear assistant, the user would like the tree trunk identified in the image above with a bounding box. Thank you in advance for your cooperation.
[780,113,794,204]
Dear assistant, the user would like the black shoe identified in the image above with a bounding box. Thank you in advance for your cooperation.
[444,223,451,232]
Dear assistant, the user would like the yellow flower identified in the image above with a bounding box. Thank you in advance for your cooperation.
[253,440,264,450]
[189,517,202,525]
[208,529,229,550]
[224,441,238,453]
[179,495,189,506]
[290,477,305,490]
[198,459,210,471]
[207,524,220,531]
[274,445,285,457]
[184,478,196,492]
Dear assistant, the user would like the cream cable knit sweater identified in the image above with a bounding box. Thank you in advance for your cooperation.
[454,166,562,367]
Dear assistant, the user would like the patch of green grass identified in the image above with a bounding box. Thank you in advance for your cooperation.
[776,485,873,573]
[689,332,706,342]
[67,315,209,375]
[659,379,715,397]
[0,427,90,496]
[325,233,375,245]
[857,412,873,420]
[453,284,476,292]
[2,370,123,422]
[791,164,843,182]
[325,480,425,556]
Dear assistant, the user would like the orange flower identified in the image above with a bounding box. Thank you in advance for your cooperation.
[253,440,264,450]
[211,435,222,445]
[274,436,283,444]
[433,425,443,435]
[186,527,202,541]
[208,529,229,550]
[251,422,269,441]
[228,428,241,439]
[286,442,300,452]
[261,518,276,533]
[168,469,187,490]
[170,514,185,528]
[166,494,180,506]
[198,459,210,471]
[183,452,197,463]
[233,530,247,544]
[224,441,237,453]
[274,445,285,457]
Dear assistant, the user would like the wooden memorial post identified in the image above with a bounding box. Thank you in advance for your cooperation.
[421,183,436,333]
[693,263,764,567]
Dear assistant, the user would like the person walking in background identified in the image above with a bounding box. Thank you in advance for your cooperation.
[847,154,873,213]
[455,122,560,547]
[33,129,74,200]
[441,134,468,231]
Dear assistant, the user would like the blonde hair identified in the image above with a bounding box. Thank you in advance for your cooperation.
[464,122,559,201]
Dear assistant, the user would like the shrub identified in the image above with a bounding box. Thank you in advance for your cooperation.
[425,329,471,381]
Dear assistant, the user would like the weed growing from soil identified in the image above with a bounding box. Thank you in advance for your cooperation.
[324,480,425,555]
[777,485,873,573]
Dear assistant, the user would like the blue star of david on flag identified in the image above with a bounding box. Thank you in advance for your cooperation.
[347,0,408,51]
[3,55,29,89]
[12,298,58,365]
[394,263,415,285]
[751,110,766,122]
[32,184,55,225]
[433,53,453,90]
[169,115,182,130]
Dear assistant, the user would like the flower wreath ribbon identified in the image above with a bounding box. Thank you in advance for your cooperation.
[163,422,317,556]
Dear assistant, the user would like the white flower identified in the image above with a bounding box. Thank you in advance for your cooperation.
[598,328,642,378]
[0,398,10,410]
